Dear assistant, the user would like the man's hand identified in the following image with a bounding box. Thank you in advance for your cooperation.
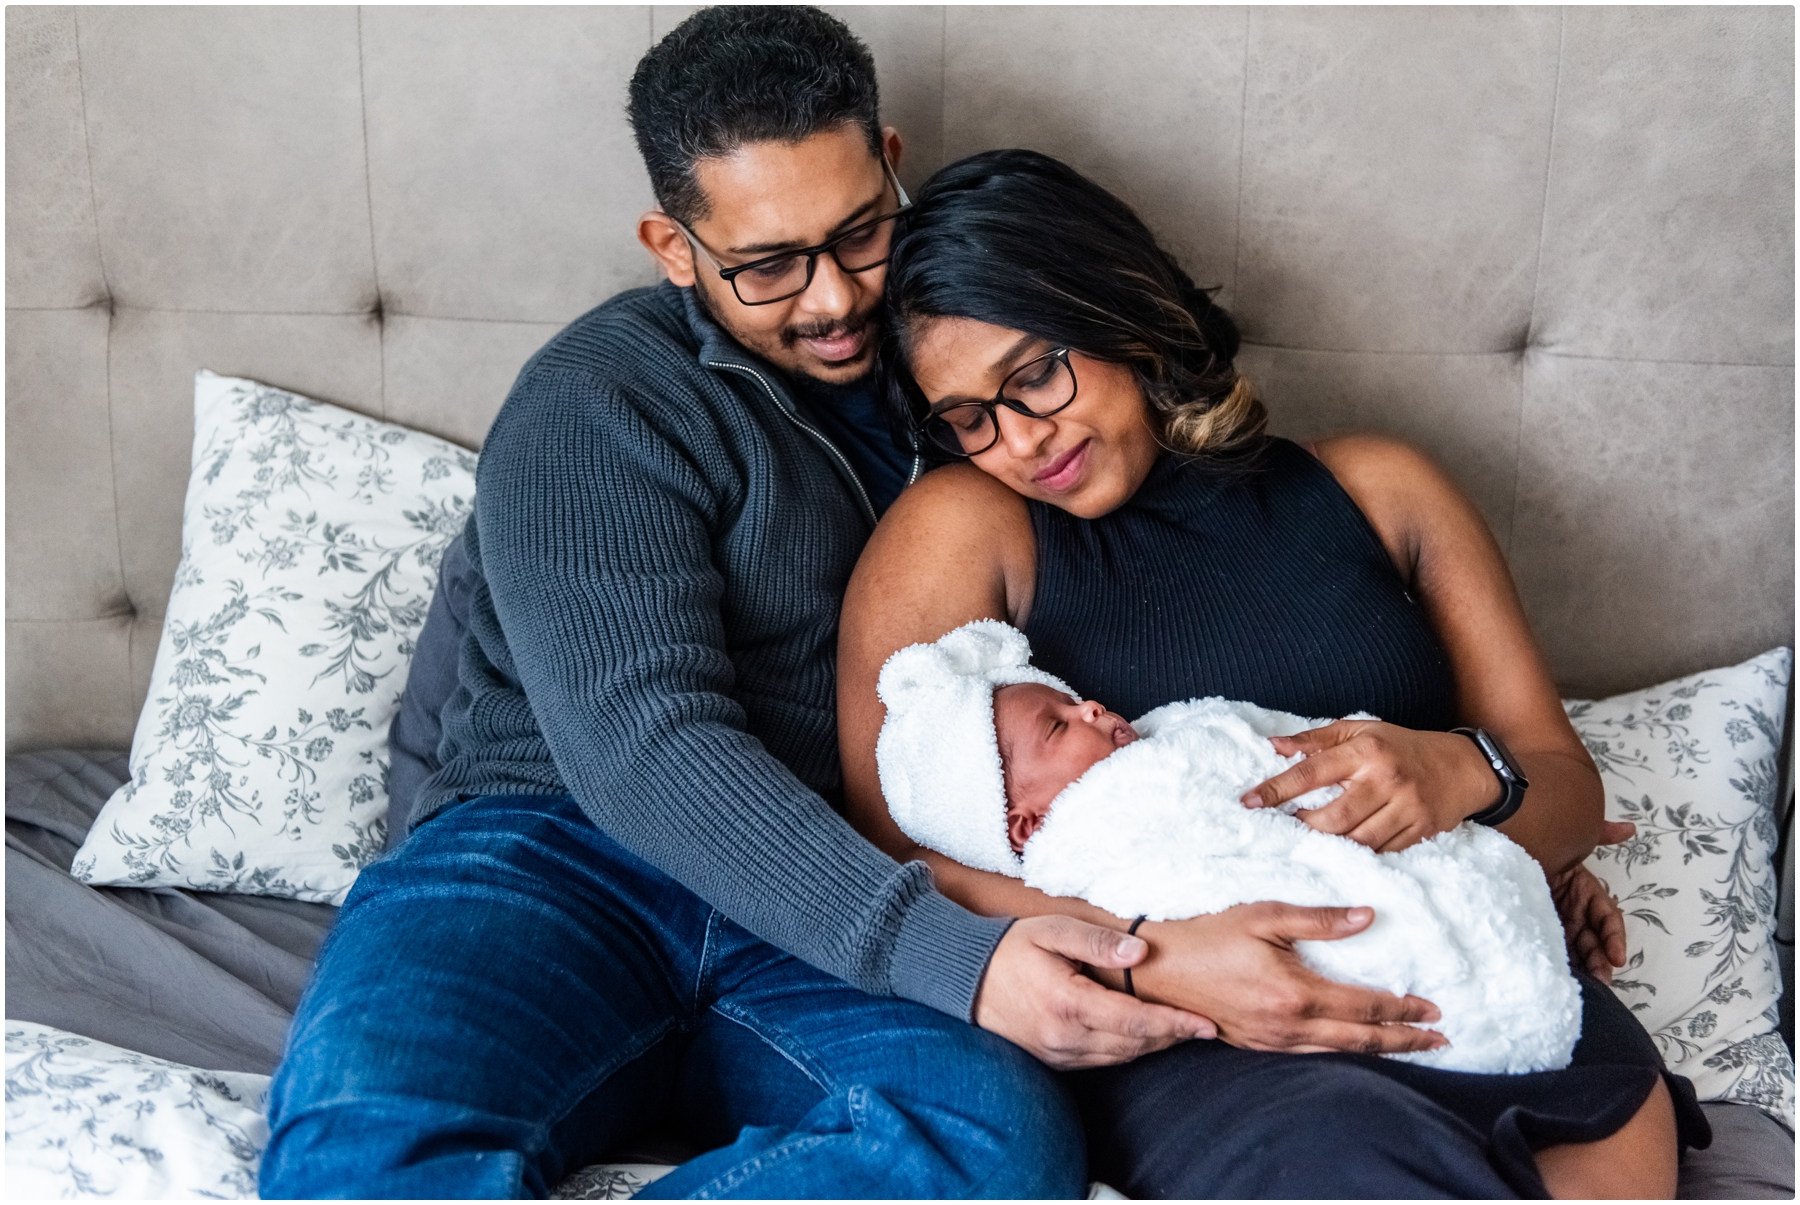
[973,915,1216,1068]
[1137,902,1447,1054]
[1243,721,1493,853]
[1547,821,1634,983]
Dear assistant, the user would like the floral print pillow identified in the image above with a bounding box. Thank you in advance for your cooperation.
[5,1021,271,1198]
[71,371,474,904]
[5,1022,677,1200]
[1571,646,1793,1127]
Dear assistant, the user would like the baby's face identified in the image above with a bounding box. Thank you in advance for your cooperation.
[994,683,1139,852]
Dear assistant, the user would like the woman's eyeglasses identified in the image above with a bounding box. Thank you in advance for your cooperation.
[918,349,1079,458]
[676,159,911,306]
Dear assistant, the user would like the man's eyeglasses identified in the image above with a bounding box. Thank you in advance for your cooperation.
[675,158,912,306]
[918,348,1079,458]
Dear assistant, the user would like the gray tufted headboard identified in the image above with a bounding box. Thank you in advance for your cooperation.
[6,5,1793,753]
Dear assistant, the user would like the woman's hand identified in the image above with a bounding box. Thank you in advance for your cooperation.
[1241,720,1496,852]
[1547,821,1635,983]
[974,915,1216,1068]
[1135,903,1447,1054]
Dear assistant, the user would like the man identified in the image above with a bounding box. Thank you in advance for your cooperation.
[262,9,1200,1197]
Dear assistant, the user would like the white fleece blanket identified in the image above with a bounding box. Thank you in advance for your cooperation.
[1019,697,1583,1074]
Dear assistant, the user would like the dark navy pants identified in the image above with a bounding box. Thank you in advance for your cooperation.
[1070,972,1704,1199]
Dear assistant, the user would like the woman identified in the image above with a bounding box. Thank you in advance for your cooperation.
[836,150,1708,1199]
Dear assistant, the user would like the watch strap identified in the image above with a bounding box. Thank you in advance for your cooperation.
[1452,726,1528,826]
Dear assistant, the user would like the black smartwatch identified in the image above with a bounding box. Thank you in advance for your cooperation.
[1451,727,1529,826]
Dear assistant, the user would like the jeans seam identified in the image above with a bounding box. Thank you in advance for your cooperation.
[683,1130,841,1199]
[845,1081,867,1134]
[694,910,719,1016]
[707,1000,836,1096]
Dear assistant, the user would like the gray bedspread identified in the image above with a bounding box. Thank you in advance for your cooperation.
[5,749,336,1075]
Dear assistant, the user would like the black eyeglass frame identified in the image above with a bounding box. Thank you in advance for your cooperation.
[675,158,913,306]
[916,347,1080,458]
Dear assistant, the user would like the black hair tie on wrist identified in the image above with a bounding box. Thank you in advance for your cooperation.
[1122,915,1149,999]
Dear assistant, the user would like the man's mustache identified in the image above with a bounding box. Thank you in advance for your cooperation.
[781,309,875,349]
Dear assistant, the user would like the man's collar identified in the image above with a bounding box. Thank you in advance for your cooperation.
[679,283,763,373]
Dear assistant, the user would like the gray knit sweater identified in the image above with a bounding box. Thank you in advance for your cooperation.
[420,283,1008,1020]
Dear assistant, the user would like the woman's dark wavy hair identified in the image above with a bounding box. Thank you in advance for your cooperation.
[880,149,1265,464]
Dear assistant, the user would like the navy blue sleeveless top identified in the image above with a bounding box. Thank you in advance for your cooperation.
[1021,438,1457,729]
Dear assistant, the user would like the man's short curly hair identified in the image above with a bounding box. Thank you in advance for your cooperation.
[628,6,883,226]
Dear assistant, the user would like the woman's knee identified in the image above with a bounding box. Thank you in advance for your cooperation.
[1535,1077,1678,1200]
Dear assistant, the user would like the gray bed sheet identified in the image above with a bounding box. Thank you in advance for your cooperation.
[6,749,1792,1197]
[6,749,336,1075]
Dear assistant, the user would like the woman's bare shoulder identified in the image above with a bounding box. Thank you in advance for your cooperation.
[853,463,1036,625]
[877,463,1033,555]
[1309,433,1468,514]
[886,462,1031,526]
[1310,432,1444,482]
[1308,434,1484,579]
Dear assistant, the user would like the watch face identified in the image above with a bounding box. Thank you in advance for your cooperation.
[1482,729,1528,789]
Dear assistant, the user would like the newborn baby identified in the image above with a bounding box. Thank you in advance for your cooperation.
[875,620,1582,1075]
[995,683,1141,853]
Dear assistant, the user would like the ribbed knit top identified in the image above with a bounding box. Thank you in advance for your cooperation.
[421,283,1003,1021]
[1023,440,1458,729]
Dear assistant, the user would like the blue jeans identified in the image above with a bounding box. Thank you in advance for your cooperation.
[261,794,1084,1199]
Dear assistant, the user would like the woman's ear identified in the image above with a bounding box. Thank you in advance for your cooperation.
[638,211,697,287]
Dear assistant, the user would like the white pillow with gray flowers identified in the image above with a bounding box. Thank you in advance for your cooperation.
[1571,646,1793,1128]
[5,1021,271,1199]
[5,1022,678,1201]
[71,371,475,905]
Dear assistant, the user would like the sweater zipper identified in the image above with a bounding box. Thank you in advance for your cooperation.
[708,359,880,529]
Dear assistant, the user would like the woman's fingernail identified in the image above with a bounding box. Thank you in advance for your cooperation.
[1240,792,1260,807]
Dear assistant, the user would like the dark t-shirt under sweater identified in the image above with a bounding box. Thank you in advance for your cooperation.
[789,373,913,516]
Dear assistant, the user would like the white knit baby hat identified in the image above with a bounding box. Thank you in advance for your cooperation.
[875,619,1079,877]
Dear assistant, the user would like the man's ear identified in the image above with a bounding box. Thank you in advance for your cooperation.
[881,126,904,174]
[638,211,696,287]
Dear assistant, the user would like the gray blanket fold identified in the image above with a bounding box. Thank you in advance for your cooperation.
[5,750,336,1075]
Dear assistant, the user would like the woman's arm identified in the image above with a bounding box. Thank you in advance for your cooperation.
[1245,435,1603,874]
[839,464,1106,919]
[840,462,1444,1058]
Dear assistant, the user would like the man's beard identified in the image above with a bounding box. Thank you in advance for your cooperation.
[690,281,879,383]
